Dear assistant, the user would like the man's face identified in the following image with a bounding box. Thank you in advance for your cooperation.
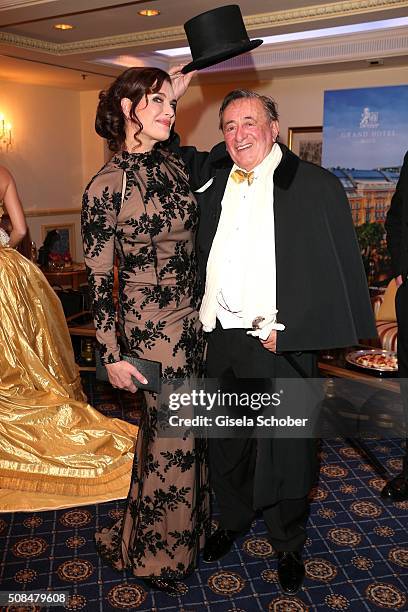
[221,98,279,171]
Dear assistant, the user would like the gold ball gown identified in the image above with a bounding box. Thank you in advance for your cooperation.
[0,224,137,512]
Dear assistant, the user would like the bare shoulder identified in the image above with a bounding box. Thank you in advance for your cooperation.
[0,165,12,185]
[0,166,15,201]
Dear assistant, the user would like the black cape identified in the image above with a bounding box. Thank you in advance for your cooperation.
[174,139,377,351]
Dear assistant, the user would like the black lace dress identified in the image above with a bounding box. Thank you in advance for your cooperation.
[82,147,210,579]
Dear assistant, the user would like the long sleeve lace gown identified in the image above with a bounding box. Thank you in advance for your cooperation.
[82,147,210,579]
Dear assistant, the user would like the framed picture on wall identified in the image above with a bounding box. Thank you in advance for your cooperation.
[41,223,76,261]
[288,126,323,165]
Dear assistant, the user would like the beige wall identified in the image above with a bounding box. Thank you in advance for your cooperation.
[0,80,84,257]
[1,64,407,262]
[174,65,408,150]
[79,90,105,187]
[76,64,408,195]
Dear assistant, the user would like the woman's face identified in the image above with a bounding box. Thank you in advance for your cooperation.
[124,79,176,151]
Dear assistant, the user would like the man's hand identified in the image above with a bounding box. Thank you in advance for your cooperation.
[395,274,403,287]
[106,360,147,393]
[260,330,277,352]
[169,65,196,100]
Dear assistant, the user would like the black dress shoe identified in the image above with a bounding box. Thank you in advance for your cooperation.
[202,528,236,563]
[142,576,186,596]
[277,551,305,595]
[381,474,408,501]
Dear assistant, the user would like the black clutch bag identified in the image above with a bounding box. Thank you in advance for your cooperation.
[95,350,162,393]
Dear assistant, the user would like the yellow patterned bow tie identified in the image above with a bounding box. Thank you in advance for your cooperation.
[230,168,255,186]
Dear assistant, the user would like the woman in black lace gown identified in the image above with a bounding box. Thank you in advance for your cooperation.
[81,67,209,595]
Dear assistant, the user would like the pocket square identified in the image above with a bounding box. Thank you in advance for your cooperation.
[195,177,214,193]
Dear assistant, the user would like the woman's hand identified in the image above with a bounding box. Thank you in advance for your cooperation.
[106,360,147,393]
[169,65,197,100]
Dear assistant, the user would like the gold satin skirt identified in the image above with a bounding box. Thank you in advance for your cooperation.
[0,247,137,512]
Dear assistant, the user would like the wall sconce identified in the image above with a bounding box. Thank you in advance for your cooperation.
[0,113,13,151]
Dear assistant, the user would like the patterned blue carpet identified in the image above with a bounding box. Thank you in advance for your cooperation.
[0,375,407,611]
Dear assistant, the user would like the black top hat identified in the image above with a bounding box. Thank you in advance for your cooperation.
[181,5,263,74]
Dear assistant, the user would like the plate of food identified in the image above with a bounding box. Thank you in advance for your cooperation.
[345,349,398,373]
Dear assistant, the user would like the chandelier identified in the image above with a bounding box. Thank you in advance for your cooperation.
[0,113,13,151]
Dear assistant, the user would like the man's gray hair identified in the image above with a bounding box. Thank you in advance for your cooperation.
[219,89,279,129]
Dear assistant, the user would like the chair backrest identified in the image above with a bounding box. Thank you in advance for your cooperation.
[375,279,397,321]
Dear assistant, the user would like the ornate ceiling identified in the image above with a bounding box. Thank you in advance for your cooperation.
[0,0,407,89]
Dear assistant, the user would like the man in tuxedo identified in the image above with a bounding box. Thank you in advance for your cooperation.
[173,88,376,595]
[383,151,408,501]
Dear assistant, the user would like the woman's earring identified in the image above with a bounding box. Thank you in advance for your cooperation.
[121,98,132,119]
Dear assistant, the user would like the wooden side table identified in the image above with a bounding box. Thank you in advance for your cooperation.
[318,349,400,477]
[66,311,96,371]
[43,265,87,290]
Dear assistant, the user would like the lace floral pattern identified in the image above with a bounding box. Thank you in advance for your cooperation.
[83,146,210,578]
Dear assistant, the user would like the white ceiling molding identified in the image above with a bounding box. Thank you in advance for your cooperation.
[168,27,408,73]
[0,30,57,52]
[0,0,58,10]
[0,26,184,55]
[245,0,408,31]
[1,0,408,56]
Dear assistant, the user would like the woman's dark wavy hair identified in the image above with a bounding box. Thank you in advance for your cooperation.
[95,67,171,152]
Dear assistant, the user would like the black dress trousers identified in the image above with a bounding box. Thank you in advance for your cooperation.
[205,323,318,552]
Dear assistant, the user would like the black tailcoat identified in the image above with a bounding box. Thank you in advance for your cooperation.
[385,151,408,280]
[384,151,408,476]
[177,139,376,351]
[172,138,377,507]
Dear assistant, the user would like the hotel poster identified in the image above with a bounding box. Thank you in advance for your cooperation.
[322,85,408,285]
